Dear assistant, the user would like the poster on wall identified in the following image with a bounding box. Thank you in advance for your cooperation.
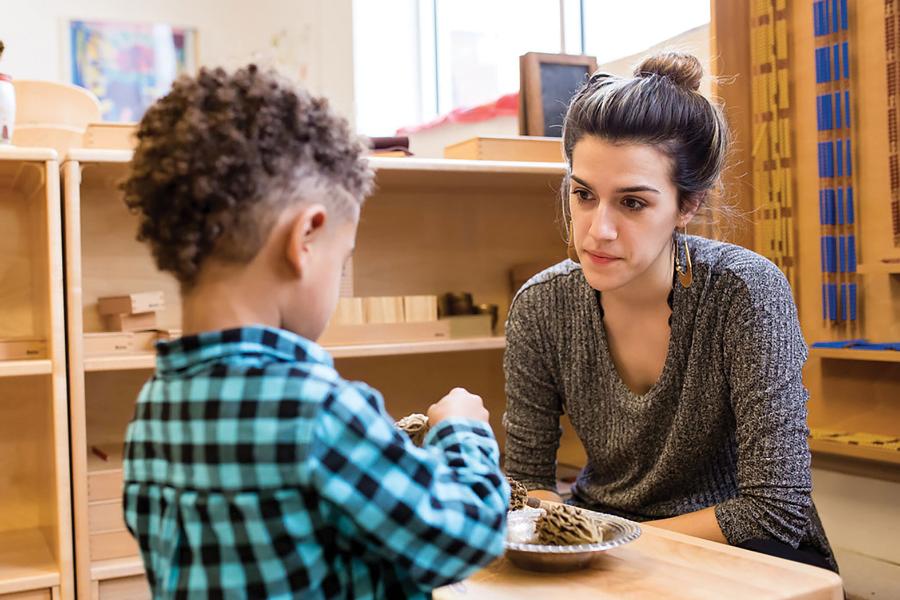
[70,20,197,121]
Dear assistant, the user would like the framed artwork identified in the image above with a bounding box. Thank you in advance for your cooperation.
[70,20,197,121]
[519,52,598,137]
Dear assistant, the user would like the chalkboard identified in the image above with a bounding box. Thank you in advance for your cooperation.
[519,53,598,137]
[539,63,591,137]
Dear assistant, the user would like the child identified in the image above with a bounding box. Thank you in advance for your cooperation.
[121,64,509,599]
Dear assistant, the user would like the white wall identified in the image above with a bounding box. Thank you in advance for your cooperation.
[0,0,355,124]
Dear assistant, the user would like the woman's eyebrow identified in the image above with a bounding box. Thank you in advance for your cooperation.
[570,175,660,195]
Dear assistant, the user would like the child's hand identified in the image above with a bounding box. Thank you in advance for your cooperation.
[427,387,490,425]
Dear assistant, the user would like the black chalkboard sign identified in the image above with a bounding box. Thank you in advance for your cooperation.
[520,53,598,137]
[539,63,591,136]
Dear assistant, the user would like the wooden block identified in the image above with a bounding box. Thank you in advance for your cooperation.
[90,529,140,561]
[0,338,48,360]
[104,311,157,332]
[82,121,137,150]
[331,297,365,326]
[83,332,135,356]
[97,575,151,600]
[364,296,405,324]
[97,291,165,316]
[155,328,182,341]
[132,330,158,352]
[88,468,124,502]
[88,499,127,533]
[317,320,451,346]
[442,314,494,338]
[444,136,564,162]
[403,295,439,323]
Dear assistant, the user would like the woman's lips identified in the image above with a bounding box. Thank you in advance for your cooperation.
[584,250,621,265]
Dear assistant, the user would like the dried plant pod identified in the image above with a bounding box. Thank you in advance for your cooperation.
[395,413,429,446]
[536,503,602,545]
[507,477,528,511]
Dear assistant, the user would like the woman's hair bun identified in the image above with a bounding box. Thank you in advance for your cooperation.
[634,51,703,92]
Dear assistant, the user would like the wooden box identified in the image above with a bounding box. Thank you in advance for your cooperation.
[89,530,140,561]
[444,136,564,163]
[83,332,135,356]
[403,296,438,323]
[0,338,48,360]
[442,314,494,338]
[104,312,157,332]
[82,122,137,150]
[97,292,165,316]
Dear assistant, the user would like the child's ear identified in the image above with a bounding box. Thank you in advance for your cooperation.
[285,204,328,277]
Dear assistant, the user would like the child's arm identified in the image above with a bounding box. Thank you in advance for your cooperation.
[308,382,509,589]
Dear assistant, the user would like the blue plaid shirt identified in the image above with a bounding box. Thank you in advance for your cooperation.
[123,326,509,599]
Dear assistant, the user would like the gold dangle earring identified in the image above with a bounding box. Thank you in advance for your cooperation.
[566,220,580,263]
[675,226,692,288]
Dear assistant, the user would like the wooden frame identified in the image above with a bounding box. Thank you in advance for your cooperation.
[519,52,597,137]
[0,147,73,600]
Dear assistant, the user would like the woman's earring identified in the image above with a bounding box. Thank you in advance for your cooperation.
[675,228,692,288]
[566,221,580,263]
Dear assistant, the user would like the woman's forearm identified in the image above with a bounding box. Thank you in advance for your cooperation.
[647,506,728,543]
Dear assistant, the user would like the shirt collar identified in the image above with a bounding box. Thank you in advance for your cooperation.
[155,325,334,374]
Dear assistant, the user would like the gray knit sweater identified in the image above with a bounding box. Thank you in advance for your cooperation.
[503,235,836,570]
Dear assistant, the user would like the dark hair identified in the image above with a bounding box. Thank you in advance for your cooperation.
[123,64,374,291]
[562,51,729,214]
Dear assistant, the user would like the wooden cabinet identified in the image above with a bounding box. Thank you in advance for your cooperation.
[0,148,73,599]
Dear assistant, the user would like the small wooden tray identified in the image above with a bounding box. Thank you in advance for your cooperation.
[444,136,564,163]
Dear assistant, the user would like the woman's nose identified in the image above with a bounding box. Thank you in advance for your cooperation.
[589,202,618,241]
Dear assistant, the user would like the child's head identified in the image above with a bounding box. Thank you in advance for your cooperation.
[124,64,373,338]
[560,52,730,292]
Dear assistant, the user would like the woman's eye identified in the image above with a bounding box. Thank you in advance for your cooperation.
[623,197,645,211]
[572,188,592,202]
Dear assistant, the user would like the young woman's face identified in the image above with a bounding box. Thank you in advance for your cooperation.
[568,136,690,292]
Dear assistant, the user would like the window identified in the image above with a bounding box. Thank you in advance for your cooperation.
[352,0,710,136]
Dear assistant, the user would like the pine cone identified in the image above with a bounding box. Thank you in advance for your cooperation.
[536,504,602,545]
[507,477,528,511]
[395,413,429,446]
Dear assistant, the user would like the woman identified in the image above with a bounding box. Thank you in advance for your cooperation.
[503,52,837,571]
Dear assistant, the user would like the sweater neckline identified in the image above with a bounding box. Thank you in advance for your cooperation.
[588,266,685,402]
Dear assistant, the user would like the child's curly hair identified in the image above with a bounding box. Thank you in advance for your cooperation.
[123,64,373,291]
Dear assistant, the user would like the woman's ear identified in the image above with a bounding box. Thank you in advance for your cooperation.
[678,192,704,227]
[285,204,328,277]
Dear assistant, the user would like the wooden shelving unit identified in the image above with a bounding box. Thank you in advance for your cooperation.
[809,348,900,363]
[61,151,578,598]
[0,148,73,599]
[809,439,900,466]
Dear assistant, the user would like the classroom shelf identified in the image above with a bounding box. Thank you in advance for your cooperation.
[809,348,900,363]
[0,359,53,378]
[855,262,900,275]
[328,336,506,358]
[90,556,145,582]
[83,336,508,372]
[0,528,59,595]
[809,439,900,466]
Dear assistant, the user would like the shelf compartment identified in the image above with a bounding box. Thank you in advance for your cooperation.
[83,336,507,372]
[0,360,52,378]
[0,528,59,595]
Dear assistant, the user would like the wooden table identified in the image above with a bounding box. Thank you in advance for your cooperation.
[435,524,843,599]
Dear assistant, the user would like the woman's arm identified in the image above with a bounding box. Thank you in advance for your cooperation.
[503,287,565,495]
[648,507,727,543]
[713,264,813,547]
